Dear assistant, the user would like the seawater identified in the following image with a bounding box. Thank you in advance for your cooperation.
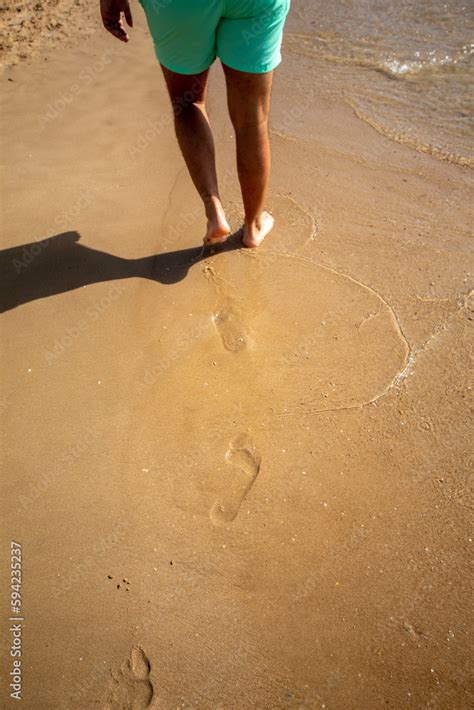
[286,0,474,166]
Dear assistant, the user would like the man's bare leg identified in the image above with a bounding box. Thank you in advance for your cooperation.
[222,64,274,248]
[160,65,230,245]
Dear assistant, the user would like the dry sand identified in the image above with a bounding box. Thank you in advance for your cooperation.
[0,0,98,68]
[1,1,473,708]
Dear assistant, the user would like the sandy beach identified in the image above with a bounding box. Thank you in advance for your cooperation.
[1,1,473,708]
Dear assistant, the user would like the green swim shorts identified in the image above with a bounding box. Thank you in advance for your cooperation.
[138,0,291,75]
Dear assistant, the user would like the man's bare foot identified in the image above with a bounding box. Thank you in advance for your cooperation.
[203,197,231,246]
[242,211,274,248]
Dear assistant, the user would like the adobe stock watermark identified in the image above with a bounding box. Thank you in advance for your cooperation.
[137,319,213,393]
[295,522,370,602]
[54,521,127,598]
[18,425,101,511]
[276,86,317,135]
[12,187,97,275]
[128,74,208,159]
[241,7,287,45]
[37,49,117,131]
[9,541,24,701]
[44,281,129,365]
[71,663,109,705]
[147,0,173,12]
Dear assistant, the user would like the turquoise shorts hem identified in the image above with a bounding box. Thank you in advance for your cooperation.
[156,55,215,76]
[158,54,282,76]
[218,54,282,74]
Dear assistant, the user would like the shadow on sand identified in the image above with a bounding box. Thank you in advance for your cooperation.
[0,231,244,313]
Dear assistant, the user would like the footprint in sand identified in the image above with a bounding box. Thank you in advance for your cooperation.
[212,305,248,352]
[203,263,250,353]
[202,193,319,357]
[210,435,261,525]
[104,646,154,709]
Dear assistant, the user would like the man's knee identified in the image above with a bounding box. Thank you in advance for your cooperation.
[172,94,205,117]
[162,67,208,115]
[231,112,268,133]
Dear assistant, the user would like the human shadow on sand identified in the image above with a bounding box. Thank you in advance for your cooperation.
[0,231,243,313]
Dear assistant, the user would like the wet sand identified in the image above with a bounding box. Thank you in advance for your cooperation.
[1,3,473,708]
